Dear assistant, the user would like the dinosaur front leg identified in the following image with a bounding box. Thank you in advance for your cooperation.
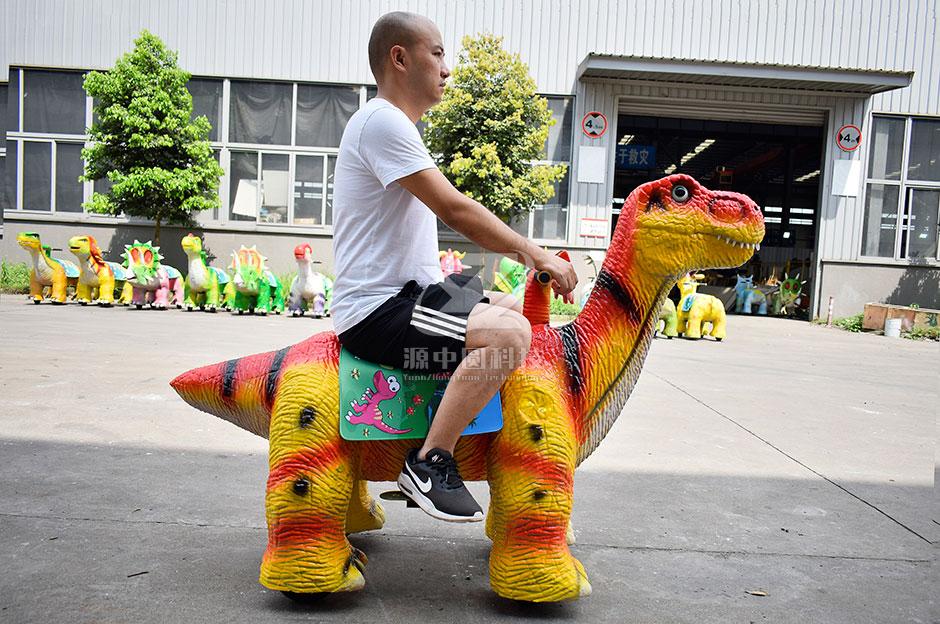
[29,270,44,303]
[261,368,366,594]
[485,389,591,602]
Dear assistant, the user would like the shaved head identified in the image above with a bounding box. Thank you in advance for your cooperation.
[368,11,432,81]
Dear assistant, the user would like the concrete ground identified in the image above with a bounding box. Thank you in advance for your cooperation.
[0,297,936,623]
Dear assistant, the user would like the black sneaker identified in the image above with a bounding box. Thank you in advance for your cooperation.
[397,448,484,523]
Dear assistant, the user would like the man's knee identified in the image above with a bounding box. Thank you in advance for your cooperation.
[469,306,530,357]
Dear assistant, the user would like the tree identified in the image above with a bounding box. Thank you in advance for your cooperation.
[81,31,223,245]
[423,33,566,225]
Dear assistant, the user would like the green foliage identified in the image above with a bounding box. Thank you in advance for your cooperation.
[81,31,224,241]
[1,260,31,293]
[423,33,566,223]
[549,296,580,317]
[903,326,939,341]
[835,313,864,332]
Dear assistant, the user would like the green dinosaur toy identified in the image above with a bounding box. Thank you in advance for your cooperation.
[181,234,234,312]
[492,256,529,299]
[229,245,285,315]
[771,274,807,316]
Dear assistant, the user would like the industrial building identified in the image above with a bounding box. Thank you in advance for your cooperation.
[2,0,938,318]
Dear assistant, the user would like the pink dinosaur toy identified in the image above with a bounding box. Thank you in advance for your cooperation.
[344,370,411,435]
[439,248,469,277]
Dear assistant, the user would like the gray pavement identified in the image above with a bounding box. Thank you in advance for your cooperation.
[0,297,936,623]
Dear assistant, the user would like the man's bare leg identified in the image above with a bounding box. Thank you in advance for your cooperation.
[418,298,530,459]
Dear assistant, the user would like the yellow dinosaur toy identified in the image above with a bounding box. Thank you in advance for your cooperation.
[171,175,764,602]
[16,232,80,304]
[68,235,133,305]
[676,273,728,340]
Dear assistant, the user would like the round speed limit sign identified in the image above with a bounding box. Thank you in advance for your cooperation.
[582,112,607,138]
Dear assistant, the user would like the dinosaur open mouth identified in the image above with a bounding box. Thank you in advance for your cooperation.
[714,234,760,252]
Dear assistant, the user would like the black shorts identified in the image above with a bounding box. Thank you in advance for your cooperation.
[337,274,489,373]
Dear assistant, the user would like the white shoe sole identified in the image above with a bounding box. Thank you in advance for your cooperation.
[397,473,483,523]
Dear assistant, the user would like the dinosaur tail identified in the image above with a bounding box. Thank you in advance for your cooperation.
[169,332,341,439]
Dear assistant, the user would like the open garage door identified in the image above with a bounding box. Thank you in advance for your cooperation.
[612,102,825,318]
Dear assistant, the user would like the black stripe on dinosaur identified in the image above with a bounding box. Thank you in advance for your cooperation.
[265,347,290,409]
[556,324,584,398]
[595,270,641,323]
[222,358,239,399]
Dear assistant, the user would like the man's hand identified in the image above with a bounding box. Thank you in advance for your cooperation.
[534,251,578,300]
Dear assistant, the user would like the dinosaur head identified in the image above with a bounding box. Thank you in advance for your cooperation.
[735,274,755,294]
[678,273,705,298]
[68,235,105,265]
[123,240,162,285]
[181,233,205,259]
[294,244,313,265]
[16,232,43,253]
[777,274,805,305]
[231,245,266,291]
[618,175,764,279]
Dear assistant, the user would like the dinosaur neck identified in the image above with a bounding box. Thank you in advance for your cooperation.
[26,248,50,279]
[564,212,673,465]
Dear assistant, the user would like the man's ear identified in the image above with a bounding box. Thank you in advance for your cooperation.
[390,44,406,72]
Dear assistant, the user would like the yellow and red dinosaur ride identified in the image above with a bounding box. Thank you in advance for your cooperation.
[170,174,764,602]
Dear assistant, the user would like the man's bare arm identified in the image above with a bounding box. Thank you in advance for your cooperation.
[397,167,578,295]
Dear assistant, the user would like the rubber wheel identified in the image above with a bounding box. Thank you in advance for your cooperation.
[281,591,327,604]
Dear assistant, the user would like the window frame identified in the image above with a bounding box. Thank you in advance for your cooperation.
[861,114,940,263]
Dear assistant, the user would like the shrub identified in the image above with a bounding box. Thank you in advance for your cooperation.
[1,260,31,294]
[835,313,864,332]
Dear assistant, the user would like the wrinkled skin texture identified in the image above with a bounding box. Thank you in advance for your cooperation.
[181,234,233,312]
[676,274,727,340]
[123,240,184,309]
[68,235,133,305]
[230,245,285,315]
[17,232,78,304]
[171,175,764,602]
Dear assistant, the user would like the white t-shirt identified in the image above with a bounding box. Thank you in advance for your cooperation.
[331,98,443,334]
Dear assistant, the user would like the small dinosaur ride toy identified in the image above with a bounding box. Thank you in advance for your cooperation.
[122,240,185,309]
[734,274,767,314]
[181,234,234,312]
[439,248,469,277]
[287,244,332,318]
[492,256,529,299]
[770,274,807,316]
[16,232,80,304]
[230,245,285,315]
[171,174,764,603]
[68,235,133,305]
[676,273,728,340]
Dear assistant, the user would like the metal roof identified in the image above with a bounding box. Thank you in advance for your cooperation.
[577,55,914,96]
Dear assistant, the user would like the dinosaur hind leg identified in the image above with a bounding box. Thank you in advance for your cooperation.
[345,479,386,534]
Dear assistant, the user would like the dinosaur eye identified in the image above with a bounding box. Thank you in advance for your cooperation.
[386,376,400,393]
[671,184,691,203]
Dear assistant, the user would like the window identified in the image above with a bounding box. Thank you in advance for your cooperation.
[862,115,940,261]
[296,84,359,148]
[229,81,292,145]
[188,78,223,142]
[515,96,573,241]
[22,70,86,135]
